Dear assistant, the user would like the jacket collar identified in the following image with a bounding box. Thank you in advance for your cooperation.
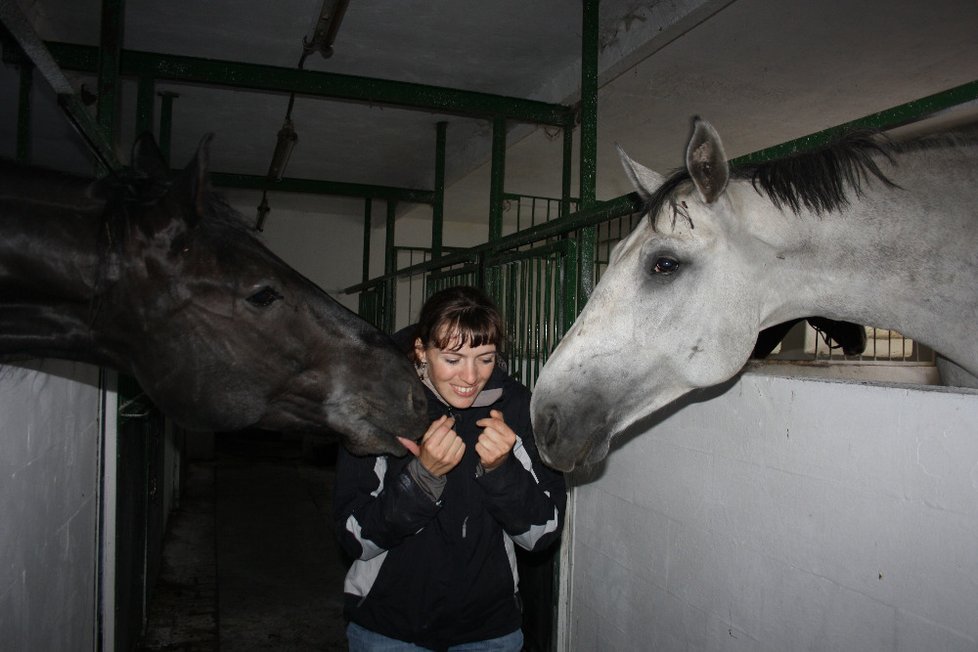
[421,372,504,409]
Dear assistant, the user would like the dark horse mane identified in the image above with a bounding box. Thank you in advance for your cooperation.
[641,126,978,226]
[0,158,253,240]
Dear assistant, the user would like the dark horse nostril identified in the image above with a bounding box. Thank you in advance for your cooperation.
[538,406,560,448]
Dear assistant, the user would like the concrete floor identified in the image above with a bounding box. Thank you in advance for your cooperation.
[138,433,349,651]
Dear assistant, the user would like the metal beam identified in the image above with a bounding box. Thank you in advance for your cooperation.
[45,41,576,127]
[576,0,600,305]
[488,116,507,242]
[732,79,978,166]
[210,172,436,204]
[431,122,447,259]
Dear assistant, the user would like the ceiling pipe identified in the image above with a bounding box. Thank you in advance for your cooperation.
[255,0,349,230]
[303,0,350,60]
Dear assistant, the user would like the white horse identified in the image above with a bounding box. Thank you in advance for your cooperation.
[531,118,978,472]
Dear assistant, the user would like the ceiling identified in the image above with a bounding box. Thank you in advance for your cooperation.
[2,0,977,226]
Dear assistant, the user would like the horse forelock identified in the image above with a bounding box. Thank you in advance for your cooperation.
[643,170,695,232]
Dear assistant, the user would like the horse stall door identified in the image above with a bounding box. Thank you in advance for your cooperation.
[0,361,102,650]
[562,374,978,650]
[112,374,168,651]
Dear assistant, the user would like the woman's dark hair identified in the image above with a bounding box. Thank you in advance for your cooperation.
[416,286,505,353]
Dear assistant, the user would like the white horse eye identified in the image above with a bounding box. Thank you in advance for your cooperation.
[653,257,680,274]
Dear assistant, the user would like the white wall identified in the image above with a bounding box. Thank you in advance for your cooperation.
[250,199,370,313]
[565,373,978,651]
[0,360,103,650]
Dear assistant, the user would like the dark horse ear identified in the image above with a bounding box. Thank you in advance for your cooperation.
[685,117,729,204]
[171,133,215,228]
[131,132,170,180]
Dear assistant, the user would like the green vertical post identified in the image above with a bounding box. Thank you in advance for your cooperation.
[486,115,507,297]
[384,200,397,332]
[577,0,599,306]
[96,0,124,143]
[561,121,574,219]
[157,91,179,165]
[361,199,372,284]
[432,121,447,260]
[135,76,155,138]
[488,116,507,242]
[560,119,576,320]
[16,63,33,162]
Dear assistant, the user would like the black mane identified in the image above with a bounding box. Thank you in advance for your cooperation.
[644,129,901,225]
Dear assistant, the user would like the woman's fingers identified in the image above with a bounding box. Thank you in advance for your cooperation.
[418,416,464,476]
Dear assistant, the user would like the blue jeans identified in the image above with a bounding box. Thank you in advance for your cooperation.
[346,622,524,651]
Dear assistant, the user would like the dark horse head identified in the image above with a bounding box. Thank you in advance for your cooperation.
[0,134,428,456]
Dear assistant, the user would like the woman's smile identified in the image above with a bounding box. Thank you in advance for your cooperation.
[418,337,497,409]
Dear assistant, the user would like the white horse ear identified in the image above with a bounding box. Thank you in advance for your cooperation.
[685,118,729,203]
[617,144,665,202]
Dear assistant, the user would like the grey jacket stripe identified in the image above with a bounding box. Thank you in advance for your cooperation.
[510,438,561,549]
[343,457,391,596]
[344,550,388,597]
[345,457,388,559]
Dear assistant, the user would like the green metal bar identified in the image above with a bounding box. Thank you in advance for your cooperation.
[361,199,372,284]
[211,172,436,204]
[45,41,575,127]
[432,121,447,259]
[485,115,507,299]
[518,259,529,381]
[561,123,573,220]
[732,79,978,166]
[134,75,155,138]
[96,0,124,140]
[542,255,553,370]
[577,0,600,306]
[533,253,542,381]
[16,62,32,162]
[488,116,507,242]
[384,201,397,332]
[157,90,178,165]
[561,239,579,333]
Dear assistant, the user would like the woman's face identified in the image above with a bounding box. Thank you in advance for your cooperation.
[416,333,497,409]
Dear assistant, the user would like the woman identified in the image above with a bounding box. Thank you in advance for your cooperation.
[334,285,566,651]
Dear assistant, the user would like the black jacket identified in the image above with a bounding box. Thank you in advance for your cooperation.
[333,365,566,651]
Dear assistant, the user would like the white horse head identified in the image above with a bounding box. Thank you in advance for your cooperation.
[532,118,978,471]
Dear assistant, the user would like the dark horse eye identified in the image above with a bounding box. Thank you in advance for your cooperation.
[652,257,680,274]
[247,286,284,307]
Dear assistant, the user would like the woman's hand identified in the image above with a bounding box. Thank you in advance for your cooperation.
[475,409,517,472]
[417,415,465,477]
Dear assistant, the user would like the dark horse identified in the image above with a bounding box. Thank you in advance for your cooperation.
[0,134,427,456]
[752,317,867,359]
